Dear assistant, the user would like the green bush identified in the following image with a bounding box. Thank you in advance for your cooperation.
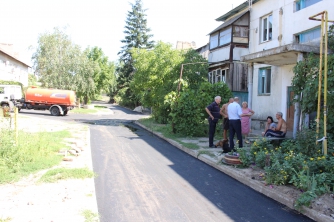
[247,129,334,209]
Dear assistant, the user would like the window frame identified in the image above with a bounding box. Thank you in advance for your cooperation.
[260,14,273,43]
[295,0,321,11]
[219,27,232,46]
[208,68,228,84]
[258,67,271,95]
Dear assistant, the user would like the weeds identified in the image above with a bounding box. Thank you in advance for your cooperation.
[0,129,71,184]
[81,209,99,222]
[39,167,95,183]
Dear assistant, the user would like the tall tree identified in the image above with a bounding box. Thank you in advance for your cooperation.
[85,47,117,99]
[32,27,96,104]
[117,0,154,107]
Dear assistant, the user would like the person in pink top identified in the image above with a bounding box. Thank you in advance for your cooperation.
[241,101,255,144]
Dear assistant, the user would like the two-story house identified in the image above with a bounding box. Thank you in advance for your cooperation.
[218,0,333,137]
[207,5,251,103]
[0,43,30,86]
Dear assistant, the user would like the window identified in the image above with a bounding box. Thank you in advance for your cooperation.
[208,69,228,84]
[210,33,219,49]
[219,28,232,46]
[233,26,249,37]
[258,68,271,94]
[295,27,321,43]
[296,0,321,11]
[261,14,272,42]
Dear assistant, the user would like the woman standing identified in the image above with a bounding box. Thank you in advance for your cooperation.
[241,102,255,143]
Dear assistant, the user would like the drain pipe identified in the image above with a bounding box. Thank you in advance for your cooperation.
[293,53,304,138]
[248,62,253,109]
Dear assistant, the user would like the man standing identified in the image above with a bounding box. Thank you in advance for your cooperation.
[220,98,234,140]
[205,96,221,148]
[227,97,243,150]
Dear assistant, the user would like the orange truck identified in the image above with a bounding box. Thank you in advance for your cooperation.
[17,87,76,116]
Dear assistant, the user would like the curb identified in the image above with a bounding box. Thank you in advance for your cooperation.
[135,121,334,222]
[86,126,99,216]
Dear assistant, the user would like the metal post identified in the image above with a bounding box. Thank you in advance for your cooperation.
[309,11,334,155]
[15,107,18,145]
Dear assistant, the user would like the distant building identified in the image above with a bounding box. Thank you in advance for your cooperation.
[176,41,196,50]
[195,43,209,59]
[0,43,30,86]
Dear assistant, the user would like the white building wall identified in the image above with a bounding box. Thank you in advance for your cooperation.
[249,0,334,53]
[0,53,29,86]
[248,0,333,126]
[208,46,230,63]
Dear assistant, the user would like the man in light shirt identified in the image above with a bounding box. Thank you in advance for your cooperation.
[227,97,243,150]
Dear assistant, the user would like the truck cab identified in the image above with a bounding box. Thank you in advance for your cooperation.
[0,85,23,108]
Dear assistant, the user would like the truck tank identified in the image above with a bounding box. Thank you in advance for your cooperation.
[25,87,76,106]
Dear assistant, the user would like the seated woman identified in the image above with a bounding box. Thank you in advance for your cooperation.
[262,116,277,136]
[264,112,287,138]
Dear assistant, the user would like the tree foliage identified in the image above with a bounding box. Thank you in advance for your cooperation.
[116,0,154,107]
[131,41,233,135]
[85,47,117,99]
[32,27,97,104]
[292,25,334,133]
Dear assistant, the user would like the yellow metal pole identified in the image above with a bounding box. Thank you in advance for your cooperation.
[15,107,18,145]
[315,13,324,143]
[323,11,329,155]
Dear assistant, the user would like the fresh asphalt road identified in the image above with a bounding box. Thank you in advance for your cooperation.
[20,104,314,222]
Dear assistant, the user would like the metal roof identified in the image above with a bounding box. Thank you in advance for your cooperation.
[208,11,249,35]
[215,0,261,22]
[0,47,31,68]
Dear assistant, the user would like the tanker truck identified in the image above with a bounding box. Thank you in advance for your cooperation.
[17,87,77,116]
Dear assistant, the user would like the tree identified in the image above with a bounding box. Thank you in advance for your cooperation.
[292,25,334,134]
[116,0,154,107]
[28,74,38,86]
[32,27,97,104]
[85,47,117,100]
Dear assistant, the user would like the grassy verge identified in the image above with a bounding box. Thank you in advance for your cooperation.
[81,209,99,222]
[39,167,95,183]
[138,117,201,150]
[0,217,12,222]
[71,106,110,114]
[0,129,71,184]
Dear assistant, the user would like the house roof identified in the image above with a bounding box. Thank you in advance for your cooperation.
[215,0,261,22]
[0,46,31,68]
[208,11,249,35]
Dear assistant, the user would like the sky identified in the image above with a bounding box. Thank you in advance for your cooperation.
[0,0,246,65]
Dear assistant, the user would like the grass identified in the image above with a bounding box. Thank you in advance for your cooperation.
[197,150,216,158]
[138,117,201,150]
[0,129,71,184]
[81,209,99,222]
[39,167,95,183]
[71,106,110,114]
[0,217,12,222]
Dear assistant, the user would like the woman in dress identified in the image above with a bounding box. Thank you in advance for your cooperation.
[241,102,255,143]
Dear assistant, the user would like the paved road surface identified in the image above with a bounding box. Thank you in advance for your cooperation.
[20,104,314,222]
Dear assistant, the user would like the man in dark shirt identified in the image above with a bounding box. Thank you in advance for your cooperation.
[205,96,222,147]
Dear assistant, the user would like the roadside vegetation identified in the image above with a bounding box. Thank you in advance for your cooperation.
[238,130,334,210]
[81,209,99,222]
[71,105,110,114]
[39,167,95,183]
[0,126,71,184]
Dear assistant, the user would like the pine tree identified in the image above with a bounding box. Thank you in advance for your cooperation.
[117,0,154,107]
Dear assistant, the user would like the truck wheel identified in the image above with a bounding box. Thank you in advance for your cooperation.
[50,106,60,116]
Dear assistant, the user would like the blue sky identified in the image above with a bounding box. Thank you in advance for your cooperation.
[0,0,246,65]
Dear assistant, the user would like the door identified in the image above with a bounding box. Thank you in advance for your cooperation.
[286,86,294,131]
